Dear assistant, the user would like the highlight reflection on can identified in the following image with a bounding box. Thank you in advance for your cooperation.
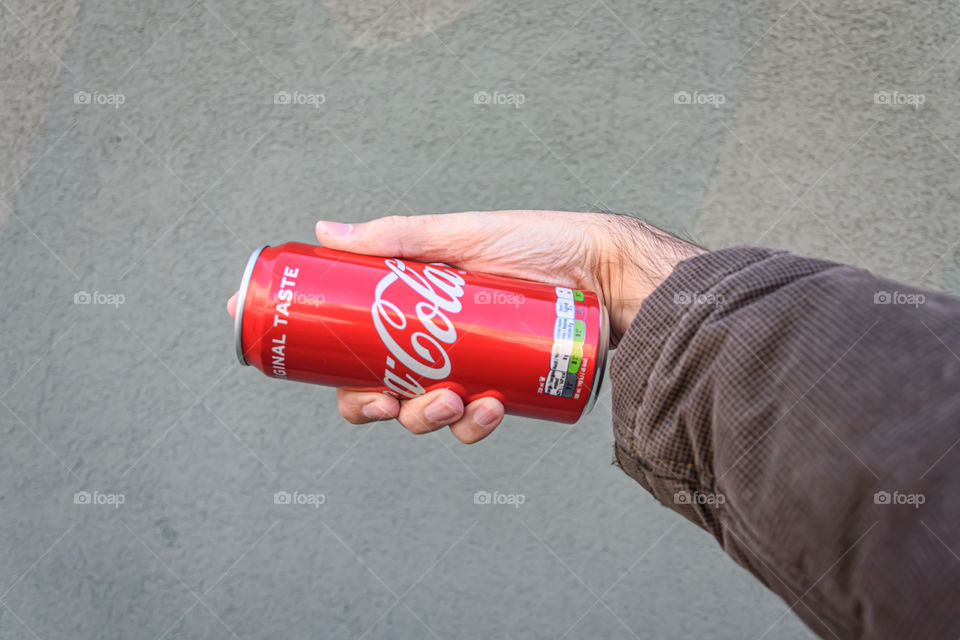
[234,242,608,423]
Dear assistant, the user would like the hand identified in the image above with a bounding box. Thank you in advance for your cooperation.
[226,211,702,443]
[310,211,702,443]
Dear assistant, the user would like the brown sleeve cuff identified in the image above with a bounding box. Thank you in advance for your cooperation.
[607,244,960,639]
[611,246,786,471]
[608,246,851,637]
[610,246,790,531]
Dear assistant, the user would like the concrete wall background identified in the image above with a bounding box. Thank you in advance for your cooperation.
[2,0,957,638]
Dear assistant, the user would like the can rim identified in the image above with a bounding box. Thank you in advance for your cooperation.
[234,245,268,366]
[583,303,609,416]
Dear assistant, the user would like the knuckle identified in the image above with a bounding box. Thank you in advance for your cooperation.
[342,407,367,424]
[336,390,372,424]
[379,215,408,231]
[336,401,354,421]
[398,404,429,434]
[374,215,415,256]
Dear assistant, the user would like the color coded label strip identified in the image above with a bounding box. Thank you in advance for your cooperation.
[543,287,587,397]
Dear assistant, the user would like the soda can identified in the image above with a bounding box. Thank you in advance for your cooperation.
[234,242,608,423]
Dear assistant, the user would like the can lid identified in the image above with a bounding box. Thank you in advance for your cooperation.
[583,303,609,416]
[234,245,268,366]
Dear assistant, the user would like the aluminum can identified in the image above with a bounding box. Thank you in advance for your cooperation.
[234,242,608,423]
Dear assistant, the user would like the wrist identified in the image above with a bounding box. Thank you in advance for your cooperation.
[593,216,705,345]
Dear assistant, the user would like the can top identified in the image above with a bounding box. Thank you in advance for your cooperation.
[234,245,268,366]
[583,304,609,416]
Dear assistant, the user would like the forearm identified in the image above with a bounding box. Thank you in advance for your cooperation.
[610,246,960,638]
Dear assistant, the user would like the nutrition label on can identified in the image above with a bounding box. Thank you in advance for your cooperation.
[541,286,588,398]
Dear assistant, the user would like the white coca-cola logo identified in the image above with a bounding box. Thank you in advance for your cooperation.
[371,259,466,398]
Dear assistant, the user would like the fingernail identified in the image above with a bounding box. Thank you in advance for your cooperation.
[362,401,390,420]
[425,395,460,424]
[316,220,353,236]
[474,402,499,428]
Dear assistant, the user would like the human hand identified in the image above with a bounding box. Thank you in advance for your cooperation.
[227,210,702,442]
[310,211,702,442]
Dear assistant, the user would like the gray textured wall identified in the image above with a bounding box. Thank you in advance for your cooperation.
[2,1,958,638]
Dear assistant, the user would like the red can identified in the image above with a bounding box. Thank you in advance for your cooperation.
[234,242,608,423]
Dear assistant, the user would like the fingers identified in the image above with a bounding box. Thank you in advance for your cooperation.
[335,387,465,432]
[335,387,503,443]
[391,389,504,443]
[336,388,400,424]
[449,396,504,444]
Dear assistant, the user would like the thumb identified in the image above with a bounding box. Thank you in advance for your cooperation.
[315,213,498,262]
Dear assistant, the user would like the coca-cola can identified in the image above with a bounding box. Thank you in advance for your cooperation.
[233,242,608,423]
